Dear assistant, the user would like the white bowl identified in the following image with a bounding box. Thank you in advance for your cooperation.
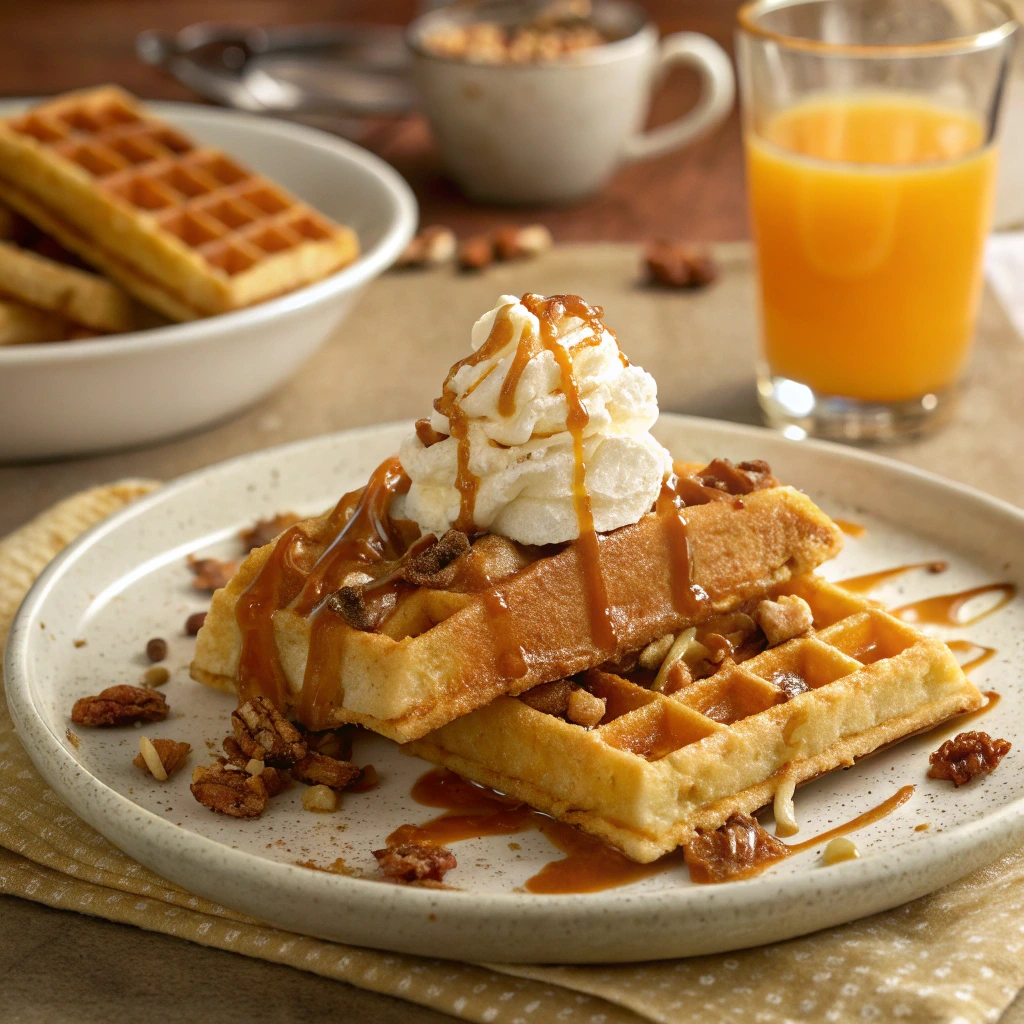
[0,101,417,461]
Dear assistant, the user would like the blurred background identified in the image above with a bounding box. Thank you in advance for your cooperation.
[0,0,746,241]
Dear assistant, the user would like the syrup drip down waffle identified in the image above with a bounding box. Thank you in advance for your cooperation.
[0,87,359,321]
[409,575,983,862]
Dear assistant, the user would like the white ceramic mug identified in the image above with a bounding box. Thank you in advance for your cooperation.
[407,0,735,205]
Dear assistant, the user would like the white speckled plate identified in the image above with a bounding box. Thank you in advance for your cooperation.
[6,416,1024,964]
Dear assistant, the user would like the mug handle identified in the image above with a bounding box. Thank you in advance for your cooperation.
[620,32,735,163]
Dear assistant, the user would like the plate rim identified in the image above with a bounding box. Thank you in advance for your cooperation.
[6,414,1024,960]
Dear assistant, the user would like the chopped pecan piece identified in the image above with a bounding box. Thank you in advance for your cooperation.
[415,417,449,448]
[307,726,356,762]
[644,240,718,289]
[373,842,457,883]
[348,764,379,793]
[638,633,674,671]
[698,458,777,495]
[702,632,735,664]
[928,731,1011,787]
[239,512,302,552]
[518,679,574,717]
[134,737,191,780]
[566,688,606,728]
[395,225,457,268]
[458,235,494,271]
[493,224,553,261]
[683,813,790,883]
[326,530,472,631]
[231,696,307,767]
[291,751,362,790]
[190,763,268,819]
[772,670,811,701]
[185,610,207,636]
[187,554,239,592]
[755,595,814,648]
[71,685,169,727]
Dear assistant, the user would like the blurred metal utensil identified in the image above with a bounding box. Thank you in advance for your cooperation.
[136,23,415,117]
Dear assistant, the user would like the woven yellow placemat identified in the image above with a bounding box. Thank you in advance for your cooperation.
[2,483,1024,1024]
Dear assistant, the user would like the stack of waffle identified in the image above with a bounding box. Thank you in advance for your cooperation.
[0,86,358,344]
[191,458,982,863]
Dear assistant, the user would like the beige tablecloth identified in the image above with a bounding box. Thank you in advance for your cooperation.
[3,244,1024,1024]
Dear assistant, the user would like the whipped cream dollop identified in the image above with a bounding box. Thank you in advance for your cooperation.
[396,293,672,546]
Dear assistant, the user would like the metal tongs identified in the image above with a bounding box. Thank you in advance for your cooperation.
[136,22,415,119]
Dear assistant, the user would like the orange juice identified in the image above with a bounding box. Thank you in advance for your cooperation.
[747,95,996,403]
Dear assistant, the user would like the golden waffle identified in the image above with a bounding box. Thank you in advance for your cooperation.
[409,574,982,862]
[0,238,152,334]
[191,466,843,743]
[0,297,70,345]
[0,86,359,322]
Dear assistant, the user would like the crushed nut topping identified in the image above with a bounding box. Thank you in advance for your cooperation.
[928,731,1011,787]
[683,813,790,884]
[185,610,207,636]
[291,751,362,791]
[239,512,302,552]
[638,633,674,671]
[71,685,169,727]
[755,594,814,648]
[142,665,170,687]
[415,417,449,448]
[645,240,719,290]
[306,726,356,762]
[348,764,379,793]
[698,458,777,495]
[134,737,191,780]
[146,637,167,662]
[518,679,574,717]
[566,687,606,728]
[373,842,457,883]
[190,763,268,819]
[772,670,811,701]
[231,696,307,767]
[187,554,239,592]
[327,529,471,631]
[302,784,339,813]
[395,225,457,269]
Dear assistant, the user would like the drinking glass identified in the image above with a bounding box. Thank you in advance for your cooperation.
[737,0,1017,441]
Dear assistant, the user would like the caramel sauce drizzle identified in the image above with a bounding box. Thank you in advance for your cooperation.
[391,768,677,894]
[234,456,410,710]
[482,590,528,679]
[687,786,915,884]
[435,303,518,533]
[838,560,948,595]
[656,473,710,617]
[523,293,617,656]
[946,639,997,674]
[395,771,915,892]
[894,583,1016,626]
[834,519,867,539]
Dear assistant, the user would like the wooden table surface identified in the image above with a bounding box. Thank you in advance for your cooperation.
[0,0,748,242]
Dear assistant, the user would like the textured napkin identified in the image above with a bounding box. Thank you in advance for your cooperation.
[3,483,1024,1024]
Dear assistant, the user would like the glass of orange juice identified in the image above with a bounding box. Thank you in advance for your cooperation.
[737,0,1017,441]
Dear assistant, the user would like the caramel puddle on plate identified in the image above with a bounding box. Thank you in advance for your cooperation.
[894,583,1016,627]
[392,768,681,894]
[834,519,866,539]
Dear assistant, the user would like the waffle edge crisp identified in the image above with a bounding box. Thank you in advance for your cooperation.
[190,482,844,742]
[409,575,983,862]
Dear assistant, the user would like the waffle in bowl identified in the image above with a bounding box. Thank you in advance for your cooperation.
[190,457,843,743]
[409,574,983,862]
[0,86,359,322]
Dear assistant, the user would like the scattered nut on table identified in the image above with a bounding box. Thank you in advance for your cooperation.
[644,240,718,289]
